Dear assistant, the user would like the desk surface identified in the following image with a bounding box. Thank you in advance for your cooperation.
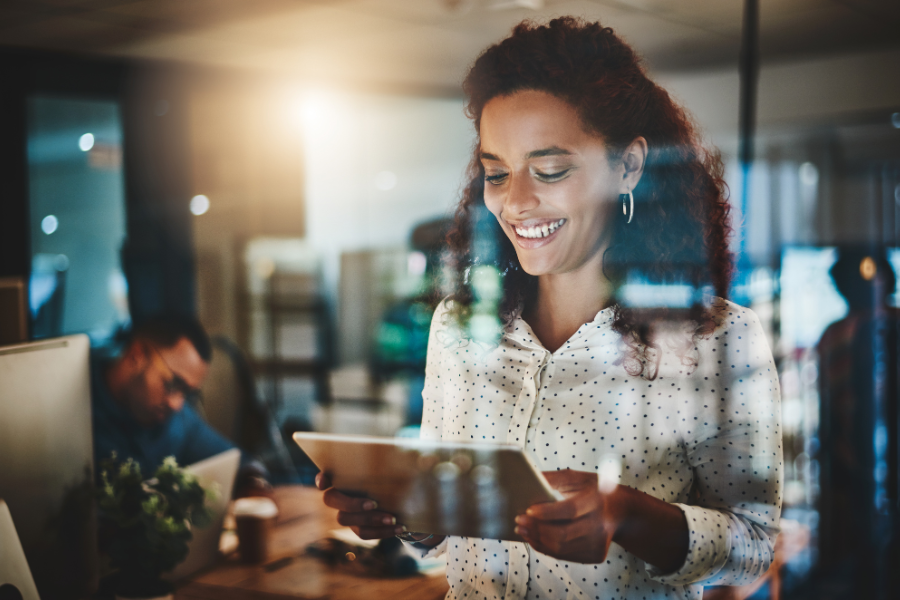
[175,486,449,600]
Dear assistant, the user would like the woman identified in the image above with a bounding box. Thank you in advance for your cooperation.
[318,17,782,599]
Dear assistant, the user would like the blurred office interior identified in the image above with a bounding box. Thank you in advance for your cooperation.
[0,1,899,599]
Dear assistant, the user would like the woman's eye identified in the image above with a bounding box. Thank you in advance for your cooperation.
[485,173,508,185]
[534,169,571,183]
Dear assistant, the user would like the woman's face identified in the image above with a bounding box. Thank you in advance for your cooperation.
[480,89,627,278]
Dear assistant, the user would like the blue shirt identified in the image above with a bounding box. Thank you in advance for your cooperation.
[91,357,235,479]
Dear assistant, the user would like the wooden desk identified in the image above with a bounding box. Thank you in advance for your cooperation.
[176,486,449,600]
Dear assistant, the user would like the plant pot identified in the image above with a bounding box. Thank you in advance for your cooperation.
[108,573,174,600]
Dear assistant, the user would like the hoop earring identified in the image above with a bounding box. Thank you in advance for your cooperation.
[621,192,634,224]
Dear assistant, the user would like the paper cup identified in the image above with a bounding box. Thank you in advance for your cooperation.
[233,497,278,564]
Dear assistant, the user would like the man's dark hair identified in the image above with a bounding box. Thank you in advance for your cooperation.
[127,315,213,362]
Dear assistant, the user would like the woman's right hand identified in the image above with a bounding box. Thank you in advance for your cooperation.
[315,472,405,539]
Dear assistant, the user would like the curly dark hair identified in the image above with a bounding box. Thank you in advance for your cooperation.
[445,17,734,377]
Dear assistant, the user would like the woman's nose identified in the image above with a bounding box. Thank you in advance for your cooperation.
[503,172,540,216]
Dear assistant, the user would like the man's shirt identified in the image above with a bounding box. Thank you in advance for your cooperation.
[91,357,234,479]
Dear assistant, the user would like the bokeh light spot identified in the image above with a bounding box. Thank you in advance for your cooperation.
[78,133,94,152]
[374,170,397,191]
[41,215,58,235]
[860,256,877,280]
[799,162,818,187]
[190,194,210,215]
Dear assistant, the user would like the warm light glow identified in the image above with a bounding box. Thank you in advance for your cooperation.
[41,215,58,235]
[78,133,95,152]
[190,194,210,215]
[374,170,397,191]
[860,256,877,280]
[301,90,338,130]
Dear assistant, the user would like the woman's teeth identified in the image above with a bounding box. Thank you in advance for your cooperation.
[514,219,565,239]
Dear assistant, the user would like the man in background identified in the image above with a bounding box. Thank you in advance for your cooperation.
[817,248,899,596]
[92,315,268,494]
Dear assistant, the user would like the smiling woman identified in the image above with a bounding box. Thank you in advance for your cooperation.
[478,90,643,335]
[316,17,782,600]
[449,18,733,370]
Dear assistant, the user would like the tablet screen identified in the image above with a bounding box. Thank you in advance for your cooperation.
[293,432,560,541]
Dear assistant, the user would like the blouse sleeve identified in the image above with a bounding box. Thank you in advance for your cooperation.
[647,303,783,586]
[408,299,452,558]
[419,299,450,442]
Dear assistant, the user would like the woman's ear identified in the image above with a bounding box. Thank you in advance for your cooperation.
[620,137,648,193]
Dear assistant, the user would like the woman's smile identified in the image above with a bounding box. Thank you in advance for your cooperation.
[511,218,567,245]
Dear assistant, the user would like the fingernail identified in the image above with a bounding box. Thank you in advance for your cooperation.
[383,515,396,525]
[515,526,528,537]
[394,526,405,535]
[515,515,526,524]
[363,500,377,510]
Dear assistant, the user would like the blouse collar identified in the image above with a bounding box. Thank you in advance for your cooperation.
[504,305,616,353]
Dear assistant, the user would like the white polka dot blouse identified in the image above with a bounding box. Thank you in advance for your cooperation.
[417,298,783,600]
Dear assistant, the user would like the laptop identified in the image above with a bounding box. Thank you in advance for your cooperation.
[0,499,41,600]
[163,448,241,581]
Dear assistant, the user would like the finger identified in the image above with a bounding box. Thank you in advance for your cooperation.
[541,469,597,494]
[315,472,332,490]
[322,488,378,512]
[352,525,405,540]
[516,522,559,557]
[337,510,398,529]
[531,520,571,554]
[514,524,533,542]
[527,488,600,521]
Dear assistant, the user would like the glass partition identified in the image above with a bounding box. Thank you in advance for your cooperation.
[27,95,129,343]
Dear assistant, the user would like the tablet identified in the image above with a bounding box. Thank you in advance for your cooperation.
[293,432,561,541]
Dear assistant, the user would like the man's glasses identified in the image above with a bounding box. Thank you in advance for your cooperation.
[148,345,203,405]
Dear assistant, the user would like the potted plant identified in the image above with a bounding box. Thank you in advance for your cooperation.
[96,455,215,600]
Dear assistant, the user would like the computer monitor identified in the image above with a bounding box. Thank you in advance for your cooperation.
[0,335,98,599]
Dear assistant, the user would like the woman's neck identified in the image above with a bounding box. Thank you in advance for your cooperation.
[523,265,614,353]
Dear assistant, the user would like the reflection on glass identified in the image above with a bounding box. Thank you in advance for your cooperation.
[26,95,129,343]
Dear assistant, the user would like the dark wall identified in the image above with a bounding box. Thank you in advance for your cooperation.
[0,50,36,284]
[120,65,196,321]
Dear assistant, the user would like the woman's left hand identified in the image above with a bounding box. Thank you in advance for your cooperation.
[514,469,623,564]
